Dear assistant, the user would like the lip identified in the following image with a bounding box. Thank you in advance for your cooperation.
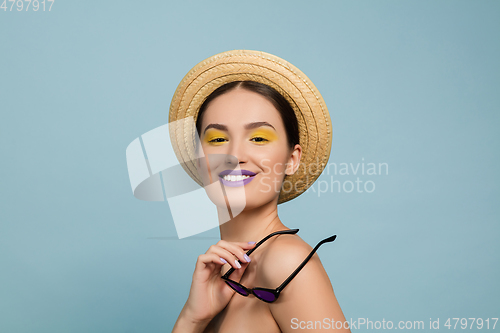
[219,169,256,187]
[219,169,257,177]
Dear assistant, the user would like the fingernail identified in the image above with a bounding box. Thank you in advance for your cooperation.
[220,258,227,264]
[235,260,241,269]
[248,241,256,245]
[244,254,251,262]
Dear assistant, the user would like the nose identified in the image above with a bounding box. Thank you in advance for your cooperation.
[226,139,248,167]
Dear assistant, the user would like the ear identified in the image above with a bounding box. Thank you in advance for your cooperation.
[285,144,302,176]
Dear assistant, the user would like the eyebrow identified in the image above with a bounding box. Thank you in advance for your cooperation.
[203,122,276,134]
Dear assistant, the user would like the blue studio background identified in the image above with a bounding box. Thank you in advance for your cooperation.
[1,1,499,332]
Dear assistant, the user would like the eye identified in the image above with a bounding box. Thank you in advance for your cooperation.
[208,137,228,143]
[251,136,269,143]
[210,138,226,142]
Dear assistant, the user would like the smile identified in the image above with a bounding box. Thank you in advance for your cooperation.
[219,169,256,187]
[221,174,252,181]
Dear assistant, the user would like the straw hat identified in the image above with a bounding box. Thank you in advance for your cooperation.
[168,50,332,204]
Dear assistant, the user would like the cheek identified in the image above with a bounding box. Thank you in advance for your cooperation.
[253,148,289,176]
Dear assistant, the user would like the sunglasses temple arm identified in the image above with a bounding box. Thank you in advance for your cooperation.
[245,229,299,256]
[222,229,300,279]
[276,235,337,293]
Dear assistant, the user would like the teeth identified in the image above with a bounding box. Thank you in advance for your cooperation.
[222,174,251,181]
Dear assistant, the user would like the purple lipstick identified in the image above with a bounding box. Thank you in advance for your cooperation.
[219,169,256,187]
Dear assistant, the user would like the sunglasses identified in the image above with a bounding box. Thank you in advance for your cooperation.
[221,229,337,303]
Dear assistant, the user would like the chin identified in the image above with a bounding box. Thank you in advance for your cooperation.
[208,187,279,216]
[238,190,280,212]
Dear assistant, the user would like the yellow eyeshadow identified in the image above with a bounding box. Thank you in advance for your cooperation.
[250,128,278,142]
[204,129,228,144]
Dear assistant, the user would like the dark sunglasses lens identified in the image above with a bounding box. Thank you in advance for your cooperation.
[225,281,249,296]
[253,289,277,302]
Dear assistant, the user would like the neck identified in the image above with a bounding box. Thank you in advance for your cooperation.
[217,197,288,243]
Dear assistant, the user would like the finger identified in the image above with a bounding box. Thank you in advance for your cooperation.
[236,241,258,250]
[213,240,255,264]
[207,245,246,269]
[196,253,227,270]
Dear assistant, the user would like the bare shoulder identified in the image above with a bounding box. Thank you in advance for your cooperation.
[257,233,328,288]
[256,234,349,332]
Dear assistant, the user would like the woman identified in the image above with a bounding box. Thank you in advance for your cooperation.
[170,50,349,332]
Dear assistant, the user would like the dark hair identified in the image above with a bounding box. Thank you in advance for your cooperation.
[196,81,300,149]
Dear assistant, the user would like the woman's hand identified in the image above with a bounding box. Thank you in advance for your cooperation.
[174,240,256,330]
